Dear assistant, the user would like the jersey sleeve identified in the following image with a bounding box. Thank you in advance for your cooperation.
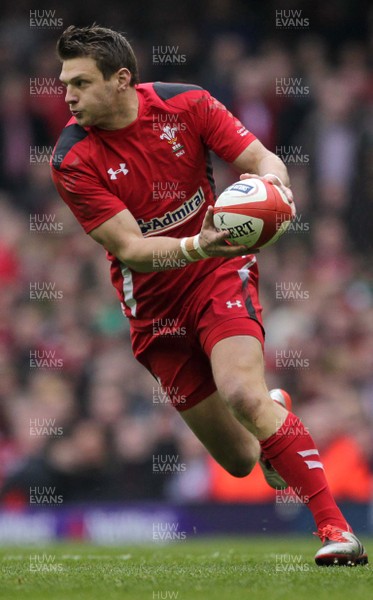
[191,90,256,162]
[51,151,127,234]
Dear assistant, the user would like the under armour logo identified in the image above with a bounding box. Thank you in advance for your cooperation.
[226,300,242,309]
[107,163,129,180]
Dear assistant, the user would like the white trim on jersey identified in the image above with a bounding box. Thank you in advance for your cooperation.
[121,264,137,317]
[237,256,257,282]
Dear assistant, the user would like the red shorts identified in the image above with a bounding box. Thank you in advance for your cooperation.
[130,256,264,411]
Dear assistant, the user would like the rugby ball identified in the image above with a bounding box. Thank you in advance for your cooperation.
[213,178,293,249]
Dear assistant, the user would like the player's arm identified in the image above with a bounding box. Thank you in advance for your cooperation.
[232,139,294,209]
[89,206,247,273]
[233,139,290,187]
[52,156,246,273]
[193,90,294,209]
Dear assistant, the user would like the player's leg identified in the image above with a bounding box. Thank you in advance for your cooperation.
[210,336,289,437]
[211,335,287,440]
[131,321,260,480]
[179,389,260,478]
[185,338,291,489]
[210,334,368,566]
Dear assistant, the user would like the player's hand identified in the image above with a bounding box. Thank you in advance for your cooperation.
[240,172,296,218]
[198,206,258,257]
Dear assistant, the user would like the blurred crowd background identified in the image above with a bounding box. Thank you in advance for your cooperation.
[0,0,372,506]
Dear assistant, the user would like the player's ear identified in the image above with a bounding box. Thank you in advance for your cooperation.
[117,68,131,91]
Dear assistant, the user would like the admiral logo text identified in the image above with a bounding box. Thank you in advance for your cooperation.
[138,188,205,236]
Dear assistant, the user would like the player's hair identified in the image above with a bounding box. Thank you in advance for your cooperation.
[56,25,139,85]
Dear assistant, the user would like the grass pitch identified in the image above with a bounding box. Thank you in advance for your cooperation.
[1,536,371,600]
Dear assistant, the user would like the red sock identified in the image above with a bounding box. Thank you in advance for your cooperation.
[260,412,349,532]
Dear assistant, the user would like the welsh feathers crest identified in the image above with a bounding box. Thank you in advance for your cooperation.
[160,125,178,144]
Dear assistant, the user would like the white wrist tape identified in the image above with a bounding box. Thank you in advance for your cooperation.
[180,235,209,262]
[180,237,199,262]
[193,234,210,259]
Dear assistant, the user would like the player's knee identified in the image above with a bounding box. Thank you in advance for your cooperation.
[224,457,256,478]
[223,381,265,422]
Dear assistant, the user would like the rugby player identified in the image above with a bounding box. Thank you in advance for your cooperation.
[50,25,367,566]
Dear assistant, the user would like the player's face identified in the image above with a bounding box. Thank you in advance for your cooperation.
[59,57,122,128]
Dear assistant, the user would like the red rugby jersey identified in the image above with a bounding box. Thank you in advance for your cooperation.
[51,82,256,322]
